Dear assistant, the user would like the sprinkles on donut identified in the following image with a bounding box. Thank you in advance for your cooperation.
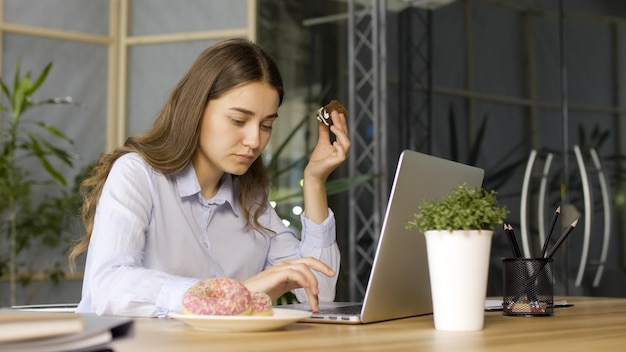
[250,291,273,316]
[182,277,253,316]
[181,277,274,316]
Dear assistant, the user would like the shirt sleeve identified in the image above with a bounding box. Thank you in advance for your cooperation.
[265,208,340,303]
[298,209,341,302]
[79,155,199,317]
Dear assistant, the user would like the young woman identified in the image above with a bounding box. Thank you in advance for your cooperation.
[68,38,350,318]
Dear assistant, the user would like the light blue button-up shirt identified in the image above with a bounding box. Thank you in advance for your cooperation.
[76,153,340,317]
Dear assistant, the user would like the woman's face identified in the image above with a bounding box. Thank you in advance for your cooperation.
[193,81,279,184]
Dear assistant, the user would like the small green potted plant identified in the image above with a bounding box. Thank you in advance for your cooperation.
[405,183,508,233]
[405,183,508,332]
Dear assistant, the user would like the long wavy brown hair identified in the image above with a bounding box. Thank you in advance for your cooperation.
[68,38,284,267]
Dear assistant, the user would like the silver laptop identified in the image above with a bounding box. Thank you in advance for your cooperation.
[284,150,485,324]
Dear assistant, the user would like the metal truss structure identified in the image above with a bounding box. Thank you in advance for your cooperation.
[346,0,432,300]
[346,0,387,301]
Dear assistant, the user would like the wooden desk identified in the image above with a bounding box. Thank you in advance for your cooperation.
[109,297,626,351]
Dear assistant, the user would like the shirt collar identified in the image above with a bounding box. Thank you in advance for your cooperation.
[176,163,240,217]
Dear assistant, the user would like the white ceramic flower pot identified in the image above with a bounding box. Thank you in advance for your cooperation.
[424,229,494,331]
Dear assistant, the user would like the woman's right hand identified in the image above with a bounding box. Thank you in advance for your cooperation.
[242,257,336,312]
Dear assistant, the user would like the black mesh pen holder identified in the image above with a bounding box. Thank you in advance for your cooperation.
[502,258,554,317]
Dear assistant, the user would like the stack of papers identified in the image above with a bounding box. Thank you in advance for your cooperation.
[0,310,84,344]
[0,309,133,352]
[484,299,570,311]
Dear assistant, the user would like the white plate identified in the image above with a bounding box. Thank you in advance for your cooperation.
[168,308,312,332]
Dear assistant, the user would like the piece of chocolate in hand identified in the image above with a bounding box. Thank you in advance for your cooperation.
[316,100,348,126]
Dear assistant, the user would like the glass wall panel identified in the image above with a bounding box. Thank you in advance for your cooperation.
[127,40,220,136]
[128,0,248,36]
[3,0,109,35]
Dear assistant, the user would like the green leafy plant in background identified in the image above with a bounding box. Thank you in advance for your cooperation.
[446,105,527,192]
[543,124,619,207]
[405,183,509,233]
[0,62,80,306]
[575,124,626,208]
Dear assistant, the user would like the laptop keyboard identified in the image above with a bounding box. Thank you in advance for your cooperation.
[319,304,363,315]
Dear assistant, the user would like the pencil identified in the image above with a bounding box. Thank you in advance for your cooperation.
[540,206,561,258]
[505,224,523,258]
[545,218,579,260]
[504,224,517,258]
[518,218,580,301]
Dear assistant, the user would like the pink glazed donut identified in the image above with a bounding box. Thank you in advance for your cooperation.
[182,278,252,316]
[250,291,273,316]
